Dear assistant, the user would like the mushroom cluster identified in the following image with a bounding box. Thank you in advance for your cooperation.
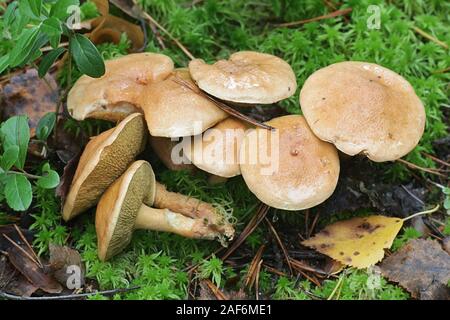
[65,51,425,261]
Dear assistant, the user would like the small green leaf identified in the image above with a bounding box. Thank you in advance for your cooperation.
[19,0,42,19]
[4,2,19,26]
[8,27,40,67]
[70,34,105,78]
[37,164,60,189]
[50,0,79,20]
[0,116,30,170]
[38,48,65,78]
[4,174,32,211]
[1,146,19,171]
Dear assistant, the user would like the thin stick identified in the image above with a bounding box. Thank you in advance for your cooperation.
[308,212,320,238]
[0,286,140,300]
[275,8,352,28]
[203,279,227,300]
[396,158,445,177]
[265,218,293,274]
[412,26,448,49]
[172,76,274,130]
[133,0,195,60]
[254,259,263,300]
[327,273,345,300]
[402,204,440,222]
[221,204,270,260]
[13,225,43,268]
[2,234,41,267]
[244,244,265,289]
[263,264,288,277]
[421,152,450,167]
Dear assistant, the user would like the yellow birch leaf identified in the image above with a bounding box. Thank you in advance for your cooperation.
[302,215,403,269]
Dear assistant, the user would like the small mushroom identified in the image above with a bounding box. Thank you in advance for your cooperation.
[299,61,426,162]
[67,53,174,121]
[96,161,232,261]
[189,51,297,104]
[239,115,340,210]
[141,68,228,137]
[63,113,147,221]
[149,136,195,172]
[183,118,250,178]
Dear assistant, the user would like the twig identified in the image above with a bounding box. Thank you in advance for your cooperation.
[275,8,352,28]
[244,245,265,289]
[265,218,293,275]
[13,225,43,268]
[432,66,450,74]
[421,152,450,167]
[254,259,263,300]
[396,158,446,177]
[133,1,195,60]
[412,26,448,49]
[0,286,140,300]
[221,204,270,260]
[400,185,425,205]
[2,234,41,268]
[203,279,227,300]
[263,264,287,277]
[172,76,274,130]
[308,212,320,238]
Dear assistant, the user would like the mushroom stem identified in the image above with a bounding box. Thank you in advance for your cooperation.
[153,182,233,238]
[134,205,219,240]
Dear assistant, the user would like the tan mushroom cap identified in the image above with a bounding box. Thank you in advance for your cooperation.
[183,118,250,177]
[96,160,155,261]
[189,51,297,104]
[239,115,340,210]
[62,113,146,221]
[67,53,174,122]
[299,61,426,162]
[141,68,227,137]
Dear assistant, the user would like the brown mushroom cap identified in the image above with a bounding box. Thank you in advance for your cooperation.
[299,61,426,162]
[141,68,227,137]
[96,160,155,261]
[189,51,297,104]
[67,53,174,122]
[183,118,250,177]
[62,113,146,221]
[239,115,340,210]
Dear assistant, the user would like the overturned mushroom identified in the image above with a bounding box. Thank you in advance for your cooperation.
[183,118,250,178]
[67,53,174,121]
[63,113,147,221]
[239,115,340,210]
[189,51,297,104]
[300,61,426,162]
[141,68,228,137]
[96,161,233,261]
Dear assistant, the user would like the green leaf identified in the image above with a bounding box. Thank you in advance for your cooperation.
[4,174,32,211]
[19,0,42,19]
[69,33,105,78]
[0,55,10,75]
[1,146,19,171]
[36,112,57,140]
[4,2,19,26]
[8,27,41,67]
[38,48,65,78]
[50,0,79,20]
[37,163,60,189]
[41,17,62,37]
[0,116,30,170]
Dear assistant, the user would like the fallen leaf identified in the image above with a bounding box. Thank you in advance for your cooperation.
[380,239,450,300]
[91,0,109,16]
[49,244,85,288]
[302,215,403,269]
[7,246,62,294]
[0,69,58,136]
[55,151,81,203]
[0,255,38,297]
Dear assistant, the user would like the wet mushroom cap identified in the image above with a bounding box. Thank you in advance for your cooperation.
[239,115,340,210]
[62,113,147,221]
[96,160,155,262]
[189,51,297,104]
[141,68,227,137]
[183,118,250,177]
[67,53,174,121]
[299,61,426,162]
